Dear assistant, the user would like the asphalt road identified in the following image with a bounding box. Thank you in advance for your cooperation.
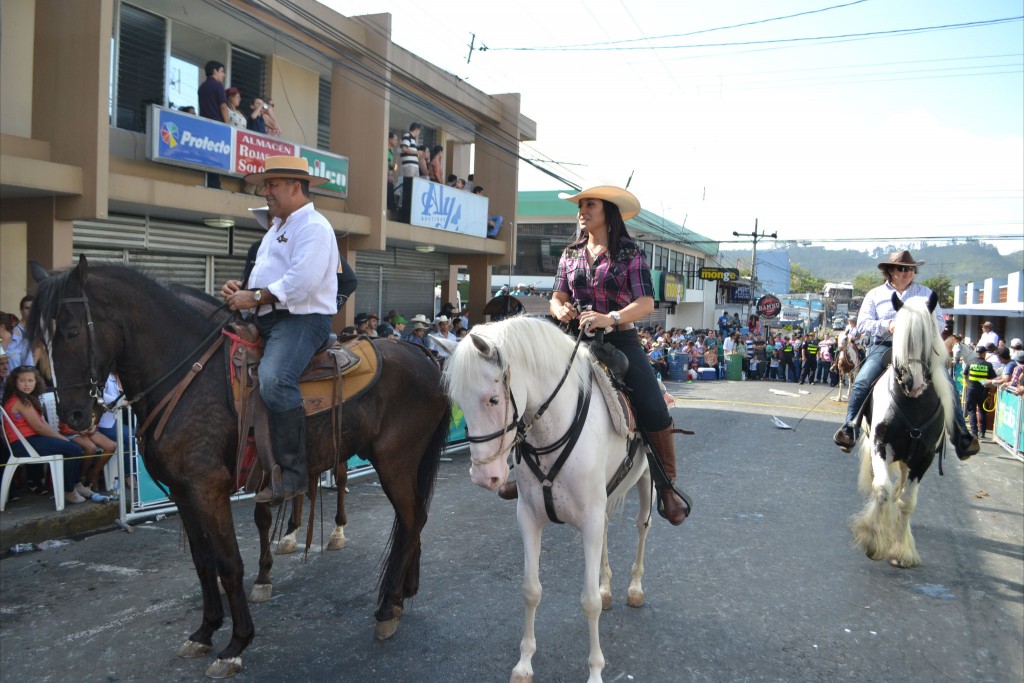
[1,379,1021,683]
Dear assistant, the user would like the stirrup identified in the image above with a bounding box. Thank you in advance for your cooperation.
[656,481,693,520]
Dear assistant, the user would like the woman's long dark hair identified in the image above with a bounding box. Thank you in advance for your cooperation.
[2,365,45,413]
[570,199,634,262]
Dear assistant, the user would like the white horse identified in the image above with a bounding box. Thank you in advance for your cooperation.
[443,316,654,683]
[850,292,954,568]
[832,331,860,402]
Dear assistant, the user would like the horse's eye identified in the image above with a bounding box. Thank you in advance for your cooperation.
[488,397,499,406]
[64,327,80,340]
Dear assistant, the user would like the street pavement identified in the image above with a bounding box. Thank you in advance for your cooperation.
[1,377,1021,682]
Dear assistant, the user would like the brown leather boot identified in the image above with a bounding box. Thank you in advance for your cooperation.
[646,427,689,525]
[497,479,518,500]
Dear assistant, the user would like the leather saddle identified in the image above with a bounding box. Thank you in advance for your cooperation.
[224,322,382,492]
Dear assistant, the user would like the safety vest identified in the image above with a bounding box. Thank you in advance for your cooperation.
[783,344,793,355]
[967,362,991,383]
[806,341,818,356]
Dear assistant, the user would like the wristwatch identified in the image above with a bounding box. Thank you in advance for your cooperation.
[253,288,263,303]
[609,311,621,323]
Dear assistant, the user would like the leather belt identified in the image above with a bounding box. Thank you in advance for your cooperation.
[613,322,635,332]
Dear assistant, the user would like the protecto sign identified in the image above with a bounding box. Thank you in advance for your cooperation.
[756,294,782,318]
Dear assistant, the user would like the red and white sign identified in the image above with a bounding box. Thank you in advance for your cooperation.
[233,131,296,176]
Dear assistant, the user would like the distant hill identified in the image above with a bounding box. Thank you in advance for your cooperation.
[718,241,1022,288]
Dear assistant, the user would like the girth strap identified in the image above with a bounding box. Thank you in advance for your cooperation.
[606,436,644,499]
[516,386,592,524]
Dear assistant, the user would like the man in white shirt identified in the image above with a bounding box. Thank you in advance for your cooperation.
[429,316,458,359]
[221,156,339,505]
[977,321,999,347]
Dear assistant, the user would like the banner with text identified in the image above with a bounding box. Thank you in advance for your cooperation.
[147,105,349,198]
[409,177,487,238]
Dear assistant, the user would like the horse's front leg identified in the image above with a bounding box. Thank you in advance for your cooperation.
[178,484,254,679]
[599,517,612,610]
[250,501,274,603]
[852,440,896,561]
[512,504,543,683]
[175,497,224,659]
[889,473,922,568]
[627,470,653,608]
[328,462,349,551]
[580,506,607,683]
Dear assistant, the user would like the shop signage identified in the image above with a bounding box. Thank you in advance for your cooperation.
[664,273,686,302]
[757,294,783,318]
[409,177,487,238]
[147,105,349,198]
[699,267,740,282]
[732,286,751,302]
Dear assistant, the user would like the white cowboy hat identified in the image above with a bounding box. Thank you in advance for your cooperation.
[409,314,431,325]
[558,185,641,220]
[433,315,450,324]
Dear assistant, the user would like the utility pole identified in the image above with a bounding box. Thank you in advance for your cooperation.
[733,218,777,320]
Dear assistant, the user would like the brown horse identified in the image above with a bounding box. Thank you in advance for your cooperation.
[833,331,860,402]
[29,257,450,678]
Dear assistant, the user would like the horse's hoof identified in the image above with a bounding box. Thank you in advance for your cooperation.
[626,588,645,608]
[374,616,401,640]
[249,583,273,603]
[327,528,346,551]
[510,671,534,683]
[600,591,612,610]
[177,640,212,658]
[205,656,242,679]
[275,535,297,555]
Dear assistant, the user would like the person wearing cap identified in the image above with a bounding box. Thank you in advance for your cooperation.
[833,250,979,459]
[221,156,340,506]
[498,185,690,525]
[977,321,1000,348]
[964,346,996,440]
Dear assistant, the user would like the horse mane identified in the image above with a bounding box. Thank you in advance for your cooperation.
[892,298,955,432]
[444,316,592,402]
[29,262,218,345]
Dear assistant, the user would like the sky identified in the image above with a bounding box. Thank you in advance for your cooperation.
[324,0,1024,257]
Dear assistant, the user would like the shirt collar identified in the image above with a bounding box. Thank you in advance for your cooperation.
[271,201,314,229]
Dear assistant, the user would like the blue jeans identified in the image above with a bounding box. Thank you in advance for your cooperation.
[255,312,332,412]
[10,436,83,492]
[844,343,969,436]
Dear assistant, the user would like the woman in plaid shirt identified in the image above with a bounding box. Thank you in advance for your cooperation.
[536,186,689,525]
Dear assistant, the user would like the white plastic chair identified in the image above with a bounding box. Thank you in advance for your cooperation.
[1,405,66,512]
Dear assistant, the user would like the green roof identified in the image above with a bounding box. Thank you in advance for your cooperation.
[518,190,718,257]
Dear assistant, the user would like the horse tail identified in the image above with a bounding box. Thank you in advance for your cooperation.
[377,396,451,607]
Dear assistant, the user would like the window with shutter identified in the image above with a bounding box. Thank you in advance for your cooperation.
[317,76,331,150]
[115,4,166,132]
[230,46,265,116]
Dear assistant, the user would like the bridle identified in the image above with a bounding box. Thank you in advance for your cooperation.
[48,289,227,414]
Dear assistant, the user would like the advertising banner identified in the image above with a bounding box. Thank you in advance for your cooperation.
[757,294,783,318]
[995,387,1022,453]
[298,148,349,198]
[409,177,487,238]
[699,267,740,282]
[664,273,686,303]
[149,107,232,172]
[147,105,349,198]
[234,131,296,177]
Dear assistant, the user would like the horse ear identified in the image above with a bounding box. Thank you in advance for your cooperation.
[29,260,49,283]
[891,292,903,312]
[927,291,938,312]
[75,254,89,285]
[470,333,495,358]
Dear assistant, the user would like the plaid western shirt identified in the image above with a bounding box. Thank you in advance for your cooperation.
[553,237,655,314]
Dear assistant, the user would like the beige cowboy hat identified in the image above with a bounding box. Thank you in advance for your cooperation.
[877,249,925,271]
[243,155,328,187]
[558,185,641,220]
[408,314,431,325]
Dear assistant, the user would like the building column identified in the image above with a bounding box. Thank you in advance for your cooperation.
[461,255,493,328]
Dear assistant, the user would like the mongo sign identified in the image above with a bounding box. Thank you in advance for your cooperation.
[756,294,782,318]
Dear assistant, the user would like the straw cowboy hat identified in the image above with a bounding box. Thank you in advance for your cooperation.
[243,155,328,187]
[558,185,641,220]
[877,249,925,271]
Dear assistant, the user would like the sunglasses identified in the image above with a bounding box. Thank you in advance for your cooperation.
[892,265,916,273]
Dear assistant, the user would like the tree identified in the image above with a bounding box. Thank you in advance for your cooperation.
[852,270,879,297]
[790,262,824,294]
[922,274,954,308]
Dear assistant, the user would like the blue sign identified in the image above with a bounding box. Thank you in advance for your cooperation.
[149,107,232,172]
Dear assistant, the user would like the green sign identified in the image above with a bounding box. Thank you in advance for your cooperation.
[299,147,349,198]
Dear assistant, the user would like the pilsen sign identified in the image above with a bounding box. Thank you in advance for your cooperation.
[699,267,740,282]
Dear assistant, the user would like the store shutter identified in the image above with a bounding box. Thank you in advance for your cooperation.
[317,77,331,150]
[353,249,446,319]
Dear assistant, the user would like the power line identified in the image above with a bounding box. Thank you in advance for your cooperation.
[482,16,1023,52]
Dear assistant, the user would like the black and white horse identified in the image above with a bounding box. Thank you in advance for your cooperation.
[850,292,953,568]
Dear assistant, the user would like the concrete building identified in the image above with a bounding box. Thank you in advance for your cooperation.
[0,0,535,326]
[506,191,719,330]
[952,271,1024,345]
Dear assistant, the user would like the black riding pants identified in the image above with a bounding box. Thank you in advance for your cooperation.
[599,329,672,433]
